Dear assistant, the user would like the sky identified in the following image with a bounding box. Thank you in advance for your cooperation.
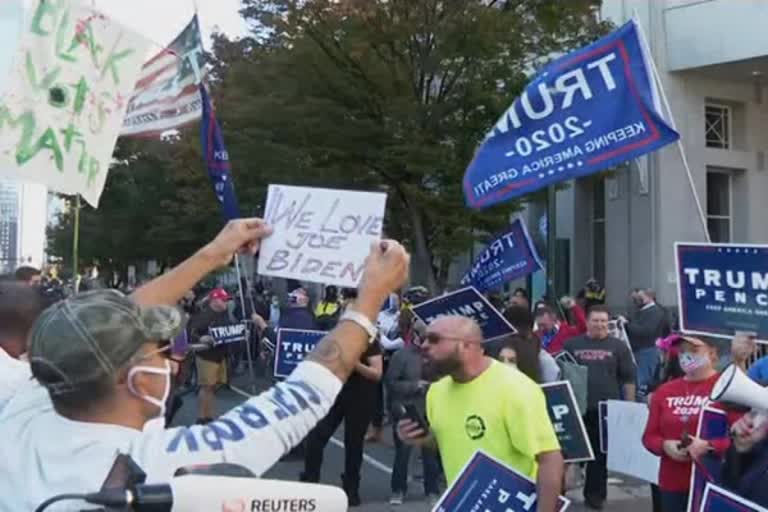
[92,0,249,50]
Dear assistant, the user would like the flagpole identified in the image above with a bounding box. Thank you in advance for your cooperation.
[632,11,711,243]
[546,185,557,306]
[234,252,257,392]
[72,195,80,293]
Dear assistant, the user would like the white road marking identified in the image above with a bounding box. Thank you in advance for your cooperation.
[229,385,393,474]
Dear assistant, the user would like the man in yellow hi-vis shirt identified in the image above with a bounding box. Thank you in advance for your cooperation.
[398,316,564,512]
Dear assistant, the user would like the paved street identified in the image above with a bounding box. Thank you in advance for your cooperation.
[171,373,652,512]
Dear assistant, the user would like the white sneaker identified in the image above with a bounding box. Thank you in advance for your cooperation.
[389,493,404,506]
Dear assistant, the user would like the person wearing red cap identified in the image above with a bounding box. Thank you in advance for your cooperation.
[189,287,233,423]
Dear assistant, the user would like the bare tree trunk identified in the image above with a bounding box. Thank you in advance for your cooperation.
[408,205,438,294]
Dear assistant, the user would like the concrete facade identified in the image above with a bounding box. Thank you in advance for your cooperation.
[554,0,768,311]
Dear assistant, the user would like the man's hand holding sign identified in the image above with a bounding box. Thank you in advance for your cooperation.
[258,185,387,287]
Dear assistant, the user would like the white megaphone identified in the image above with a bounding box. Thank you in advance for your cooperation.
[84,475,348,511]
[710,364,768,412]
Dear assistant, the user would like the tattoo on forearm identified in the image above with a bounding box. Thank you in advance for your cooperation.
[306,337,355,376]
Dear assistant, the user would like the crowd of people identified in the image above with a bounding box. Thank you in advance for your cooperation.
[0,221,768,512]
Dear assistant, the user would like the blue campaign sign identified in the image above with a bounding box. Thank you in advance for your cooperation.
[208,323,247,347]
[701,483,768,512]
[542,381,594,463]
[274,329,327,379]
[412,287,516,342]
[463,19,679,209]
[676,243,768,340]
[461,218,543,293]
[688,407,729,512]
[434,451,570,512]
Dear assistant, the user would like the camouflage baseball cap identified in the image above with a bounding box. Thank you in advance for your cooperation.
[28,290,183,395]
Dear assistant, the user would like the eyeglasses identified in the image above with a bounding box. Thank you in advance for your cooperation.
[139,339,188,364]
[424,333,465,345]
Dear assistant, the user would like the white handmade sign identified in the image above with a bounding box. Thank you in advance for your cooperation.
[258,185,387,287]
[0,0,149,206]
[606,400,660,484]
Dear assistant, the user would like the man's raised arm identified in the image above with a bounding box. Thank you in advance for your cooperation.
[306,241,409,381]
[131,219,273,306]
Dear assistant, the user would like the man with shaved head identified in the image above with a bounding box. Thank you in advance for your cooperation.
[398,315,564,512]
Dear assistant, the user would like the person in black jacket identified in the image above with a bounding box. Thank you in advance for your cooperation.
[622,288,671,401]
[189,288,233,424]
[279,287,318,330]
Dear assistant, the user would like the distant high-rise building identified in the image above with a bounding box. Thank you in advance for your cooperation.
[0,181,19,274]
[0,180,48,274]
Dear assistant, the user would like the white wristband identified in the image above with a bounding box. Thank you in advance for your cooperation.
[339,309,378,344]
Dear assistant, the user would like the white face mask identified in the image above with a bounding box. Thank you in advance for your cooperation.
[127,360,171,419]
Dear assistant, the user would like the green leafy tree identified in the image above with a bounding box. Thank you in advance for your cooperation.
[214,0,609,290]
[49,0,610,291]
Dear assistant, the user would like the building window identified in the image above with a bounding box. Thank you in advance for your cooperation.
[592,178,606,285]
[707,172,731,242]
[705,104,731,149]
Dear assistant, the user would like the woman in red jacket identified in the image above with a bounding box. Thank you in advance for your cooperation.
[642,335,728,512]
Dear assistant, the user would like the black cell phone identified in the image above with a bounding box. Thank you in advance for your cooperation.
[400,404,429,436]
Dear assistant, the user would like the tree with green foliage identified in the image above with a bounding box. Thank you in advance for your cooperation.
[49,0,610,291]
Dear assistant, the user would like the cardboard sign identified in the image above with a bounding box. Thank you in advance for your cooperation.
[412,287,516,342]
[542,381,594,463]
[606,400,660,484]
[0,0,149,206]
[676,243,768,340]
[460,218,543,293]
[598,401,608,454]
[274,329,326,379]
[432,450,570,512]
[688,407,729,512]
[258,185,387,288]
[700,483,768,512]
[208,323,247,347]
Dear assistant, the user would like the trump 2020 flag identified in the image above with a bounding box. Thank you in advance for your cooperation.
[464,19,679,209]
[461,218,543,293]
[200,84,240,220]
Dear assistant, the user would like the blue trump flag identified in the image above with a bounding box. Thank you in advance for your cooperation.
[434,451,570,512]
[461,218,543,293]
[676,243,768,340]
[464,19,679,209]
[200,84,240,220]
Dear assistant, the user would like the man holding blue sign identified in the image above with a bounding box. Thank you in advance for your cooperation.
[189,288,234,424]
[398,315,563,512]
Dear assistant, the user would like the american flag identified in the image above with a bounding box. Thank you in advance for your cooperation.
[120,16,206,138]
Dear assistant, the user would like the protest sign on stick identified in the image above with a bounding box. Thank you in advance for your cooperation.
[0,0,150,206]
[460,217,542,293]
[606,400,659,484]
[687,406,729,512]
[208,323,247,347]
[258,185,387,288]
[274,329,326,379]
[432,450,570,512]
[700,483,768,512]
[412,287,516,342]
[541,381,594,463]
[676,243,768,341]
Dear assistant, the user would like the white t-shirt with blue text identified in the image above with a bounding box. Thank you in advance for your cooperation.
[0,361,341,511]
